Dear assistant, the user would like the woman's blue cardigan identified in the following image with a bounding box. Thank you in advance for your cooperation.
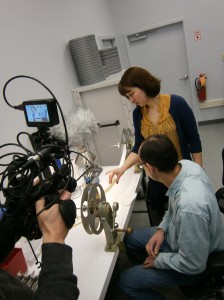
[131,94,202,160]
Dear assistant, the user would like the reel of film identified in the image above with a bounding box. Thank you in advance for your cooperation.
[80,183,132,252]
[81,183,104,235]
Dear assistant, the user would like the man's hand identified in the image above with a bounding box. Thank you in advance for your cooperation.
[35,190,71,244]
[146,228,165,257]
[143,255,156,269]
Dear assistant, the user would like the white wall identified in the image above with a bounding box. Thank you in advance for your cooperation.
[0,0,115,146]
[108,0,224,122]
[1,0,224,149]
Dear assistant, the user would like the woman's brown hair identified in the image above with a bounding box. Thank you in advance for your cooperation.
[118,66,161,98]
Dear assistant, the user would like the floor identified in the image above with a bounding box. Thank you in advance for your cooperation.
[104,120,224,300]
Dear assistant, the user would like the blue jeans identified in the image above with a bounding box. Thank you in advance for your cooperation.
[119,227,208,300]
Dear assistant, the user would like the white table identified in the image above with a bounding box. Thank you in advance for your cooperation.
[66,165,141,300]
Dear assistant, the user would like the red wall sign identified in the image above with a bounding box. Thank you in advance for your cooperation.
[194,30,201,41]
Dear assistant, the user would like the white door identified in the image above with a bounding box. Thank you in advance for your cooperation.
[72,76,134,167]
[125,21,193,109]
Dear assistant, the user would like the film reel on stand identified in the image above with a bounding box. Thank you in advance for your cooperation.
[81,183,104,235]
[80,183,130,251]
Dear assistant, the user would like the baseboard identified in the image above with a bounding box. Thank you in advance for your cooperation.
[198,118,224,126]
[199,99,224,109]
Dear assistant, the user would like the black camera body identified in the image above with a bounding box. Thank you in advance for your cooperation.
[1,96,76,241]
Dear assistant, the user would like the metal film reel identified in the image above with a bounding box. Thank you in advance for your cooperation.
[81,183,105,235]
[121,128,134,157]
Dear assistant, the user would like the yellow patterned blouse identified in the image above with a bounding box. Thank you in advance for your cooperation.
[141,94,183,160]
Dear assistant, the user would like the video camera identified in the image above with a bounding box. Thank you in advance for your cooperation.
[0,76,78,241]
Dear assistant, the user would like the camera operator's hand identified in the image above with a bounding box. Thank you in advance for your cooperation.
[35,190,71,244]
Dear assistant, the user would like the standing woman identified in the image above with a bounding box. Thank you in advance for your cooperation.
[108,66,202,225]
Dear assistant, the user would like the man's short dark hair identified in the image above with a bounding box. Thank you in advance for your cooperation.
[139,134,178,172]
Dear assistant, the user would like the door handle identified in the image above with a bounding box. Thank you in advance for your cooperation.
[179,74,188,80]
[97,120,120,128]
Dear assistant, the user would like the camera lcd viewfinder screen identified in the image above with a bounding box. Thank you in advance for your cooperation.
[25,104,50,123]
